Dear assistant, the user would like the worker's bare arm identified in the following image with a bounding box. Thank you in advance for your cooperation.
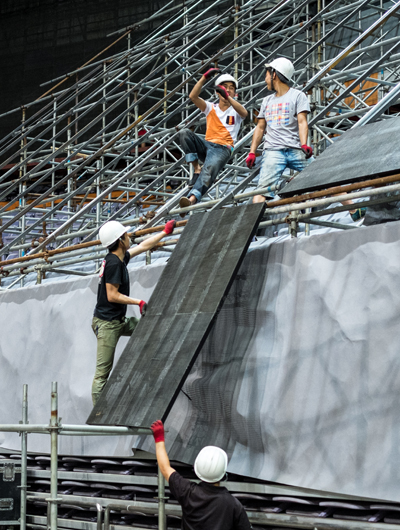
[128,220,175,258]
[249,118,266,153]
[189,76,207,112]
[227,97,248,119]
[128,230,166,258]
[105,283,140,305]
[155,441,176,481]
[297,112,309,146]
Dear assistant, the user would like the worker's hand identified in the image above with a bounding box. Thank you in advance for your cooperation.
[215,85,230,100]
[139,300,147,316]
[163,220,176,235]
[301,144,313,159]
[246,153,256,169]
[151,420,165,443]
[203,67,221,80]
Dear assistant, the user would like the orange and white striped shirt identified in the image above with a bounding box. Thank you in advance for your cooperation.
[203,101,244,148]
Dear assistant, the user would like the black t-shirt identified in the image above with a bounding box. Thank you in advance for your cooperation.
[93,251,131,321]
[168,472,251,530]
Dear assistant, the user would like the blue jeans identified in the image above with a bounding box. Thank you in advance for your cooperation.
[179,128,231,202]
[258,148,314,195]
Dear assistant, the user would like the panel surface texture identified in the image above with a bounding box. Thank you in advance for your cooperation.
[280,116,400,197]
[87,203,265,427]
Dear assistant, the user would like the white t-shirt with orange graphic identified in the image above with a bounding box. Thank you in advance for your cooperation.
[203,101,244,148]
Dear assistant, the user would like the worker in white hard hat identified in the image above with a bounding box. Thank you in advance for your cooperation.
[246,57,314,203]
[151,420,252,530]
[179,68,248,215]
[246,58,365,221]
[91,219,176,405]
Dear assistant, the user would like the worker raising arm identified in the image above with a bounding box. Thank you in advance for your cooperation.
[91,220,175,406]
[151,420,252,530]
[179,68,247,214]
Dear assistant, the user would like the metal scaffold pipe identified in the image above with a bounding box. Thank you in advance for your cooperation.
[352,80,400,127]
[304,0,400,92]
[49,382,58,530]
[0,220,186,269]
[20,385,28,530]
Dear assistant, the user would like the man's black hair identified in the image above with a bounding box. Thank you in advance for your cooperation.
[108,238,122,253]
[267,67,289,86]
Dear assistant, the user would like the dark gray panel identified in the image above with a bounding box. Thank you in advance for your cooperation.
[87,203,265,427]
[280,117,400,197]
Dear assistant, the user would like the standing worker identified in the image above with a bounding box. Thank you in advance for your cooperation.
[151,420,252,530]
[91,219,175,405]
[179,68,248,213]
[246,57,313,202]
[247,57,364,221]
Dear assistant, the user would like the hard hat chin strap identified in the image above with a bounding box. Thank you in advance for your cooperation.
[267,67,277,92]
[270,68,277,92]
[119,235,128,251]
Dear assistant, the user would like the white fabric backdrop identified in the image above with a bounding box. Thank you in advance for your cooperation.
[0,260,165,456]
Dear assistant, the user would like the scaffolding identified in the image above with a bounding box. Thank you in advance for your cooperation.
[1,0,400,287]
[0,383,162,530]
[5,383,400,530]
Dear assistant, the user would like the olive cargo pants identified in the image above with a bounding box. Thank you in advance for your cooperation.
[91,316,138,405]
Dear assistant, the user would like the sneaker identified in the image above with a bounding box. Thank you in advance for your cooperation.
[179,196,191,218]
[189,171,201,187]
[350,207,366,222]
[179,197,191,208]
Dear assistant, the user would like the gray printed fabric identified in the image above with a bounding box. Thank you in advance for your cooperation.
[258,88,310,150]
[2,222,400,502]
[138,220,400,502]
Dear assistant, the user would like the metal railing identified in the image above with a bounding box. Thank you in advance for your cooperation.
[0,383,164,530]
[3,384,400,529]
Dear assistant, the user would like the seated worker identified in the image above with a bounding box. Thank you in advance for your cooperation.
[91,219,175,405]
[179,68,248,212]
[151,420,252,530]
[247,57,364,221]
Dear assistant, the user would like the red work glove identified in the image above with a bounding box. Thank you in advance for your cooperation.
[246,153,256,169]
[203,67,220,80]
[215,85,230,100]
[151,420,165,443]
[301,144,313,159]
[139,300,147,316]
[163,220,176,235]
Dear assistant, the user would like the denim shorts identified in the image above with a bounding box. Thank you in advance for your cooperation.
[258,148,313,194]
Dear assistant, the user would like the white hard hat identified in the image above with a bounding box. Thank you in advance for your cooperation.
[194,446,228,483]
[265,57,294,81]
[99,221,130,248]
[215,74,238,89]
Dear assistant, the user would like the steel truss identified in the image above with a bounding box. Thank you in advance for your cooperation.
[0,0,400,287]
